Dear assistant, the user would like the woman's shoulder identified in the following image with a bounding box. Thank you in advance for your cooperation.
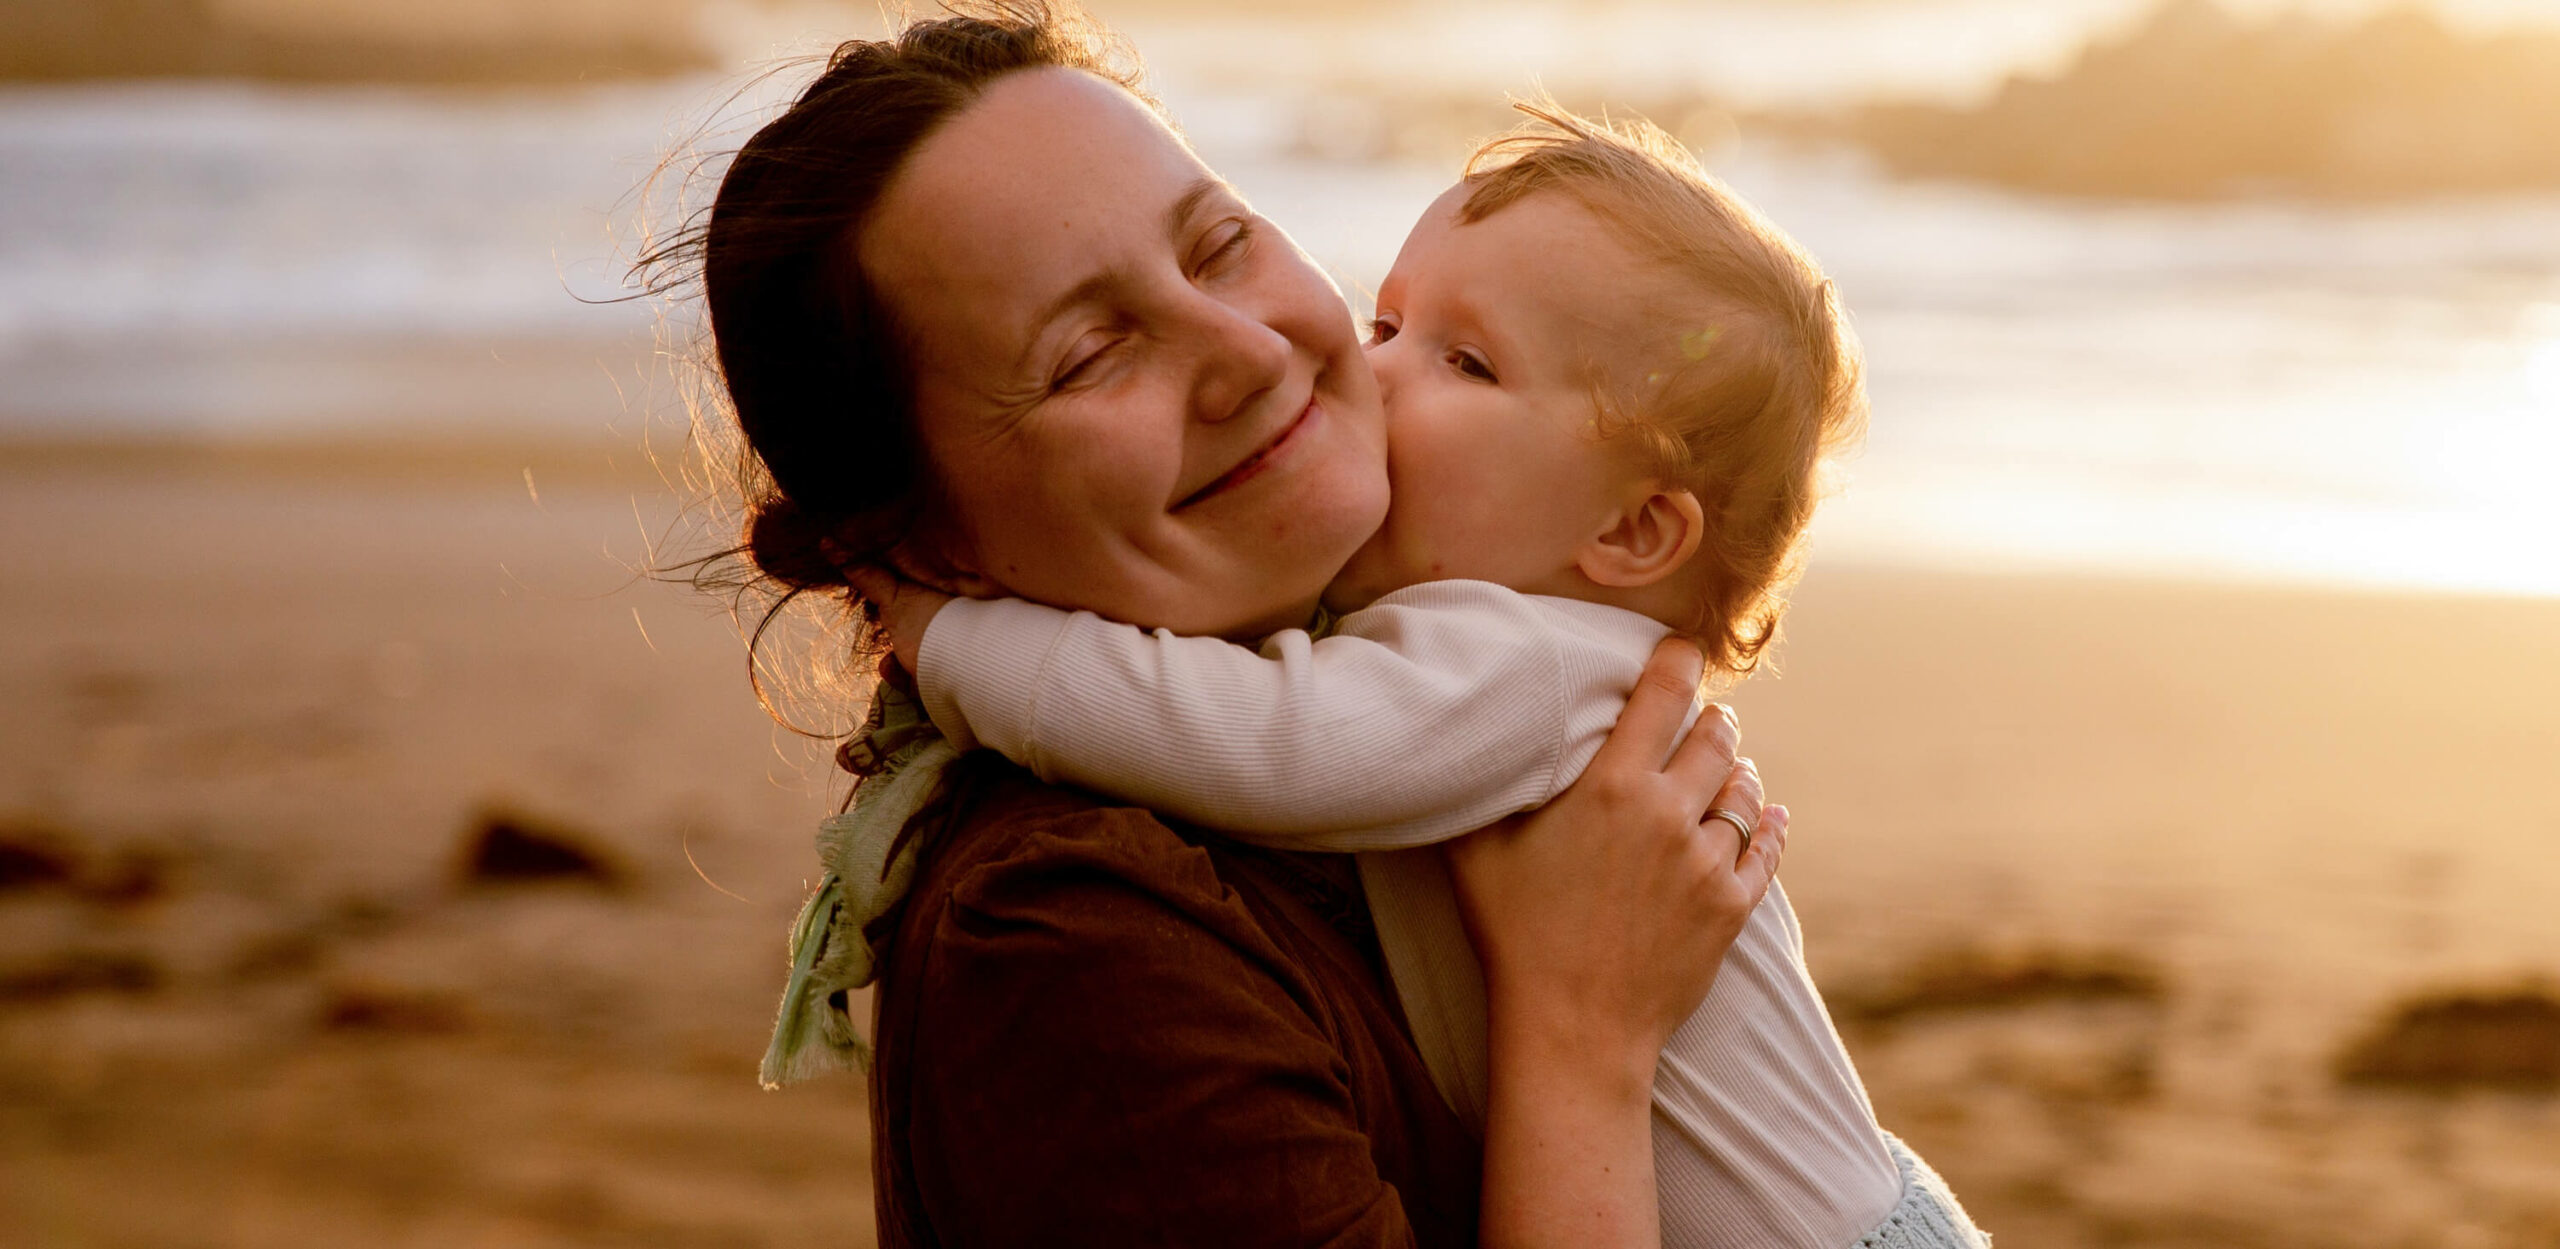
[891,758,1374,1008]
[903,759,1389,979]
[869,757,1481,1247]
[906,755,1241,921]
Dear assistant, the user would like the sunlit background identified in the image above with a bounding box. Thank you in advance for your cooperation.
[4,1,2557,1246]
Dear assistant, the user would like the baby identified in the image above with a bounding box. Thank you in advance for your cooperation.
[868,105,1983,1247]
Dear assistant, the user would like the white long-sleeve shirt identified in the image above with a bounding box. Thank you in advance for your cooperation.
[916,579,1905,1247]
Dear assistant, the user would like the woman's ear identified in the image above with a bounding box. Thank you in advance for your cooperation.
[889,534,1005,599]
[1578,487,1705,589]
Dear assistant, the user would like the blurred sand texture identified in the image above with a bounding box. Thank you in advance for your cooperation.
[4,452,2558,1248]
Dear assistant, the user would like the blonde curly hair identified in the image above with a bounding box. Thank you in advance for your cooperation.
[1459,100,1868,679]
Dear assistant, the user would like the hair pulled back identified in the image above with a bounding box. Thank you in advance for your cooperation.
[677,2,1148,598]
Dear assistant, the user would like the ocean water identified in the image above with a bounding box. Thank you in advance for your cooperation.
[3,1,2557,597]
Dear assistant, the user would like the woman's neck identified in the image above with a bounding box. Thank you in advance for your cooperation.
[1223,592,1329,644]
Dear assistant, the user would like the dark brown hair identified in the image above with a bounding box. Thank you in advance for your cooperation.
[1461,101,1868,680]
[635,2,1148,716]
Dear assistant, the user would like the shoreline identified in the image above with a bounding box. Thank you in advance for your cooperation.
[12,435,2553,610]
[0,434,687,490]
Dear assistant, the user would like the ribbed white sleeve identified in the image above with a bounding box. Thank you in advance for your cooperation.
[912,580,1664,851]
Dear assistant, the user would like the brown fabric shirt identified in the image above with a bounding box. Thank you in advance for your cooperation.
[867,757,1483,1247]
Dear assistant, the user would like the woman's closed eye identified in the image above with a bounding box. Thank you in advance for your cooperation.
[1052,331,1123,392]
[1050,217,1256,393]
[1191,217,1256,278]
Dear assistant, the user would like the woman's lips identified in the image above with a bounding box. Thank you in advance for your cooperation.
[1174,399,1319,510]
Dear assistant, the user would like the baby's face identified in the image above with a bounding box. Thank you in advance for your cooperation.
[1328,185,1677,610]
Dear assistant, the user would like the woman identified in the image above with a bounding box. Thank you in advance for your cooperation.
[668,5,1784,1244]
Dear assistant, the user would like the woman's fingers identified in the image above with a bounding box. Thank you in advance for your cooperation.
[1664,701,1742,806]
[1591,637,1707,774]
[1701,757,1764,849]
[1732,803,1788,893]
[1693,798,1786,900]
[843,564,951,675]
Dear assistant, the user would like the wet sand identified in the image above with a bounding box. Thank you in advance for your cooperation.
[3,452,2556,1247]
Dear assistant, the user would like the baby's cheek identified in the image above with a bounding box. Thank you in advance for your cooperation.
[1386,412,1463,490]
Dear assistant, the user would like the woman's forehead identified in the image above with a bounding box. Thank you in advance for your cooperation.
[867,71,1201,284]
[860,68,1209,362]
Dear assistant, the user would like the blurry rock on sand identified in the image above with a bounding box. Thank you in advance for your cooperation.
[3,450,2559,1247]
[0,0,713,83]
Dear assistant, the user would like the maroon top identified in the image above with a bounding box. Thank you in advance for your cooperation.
[867,757,1483,1247]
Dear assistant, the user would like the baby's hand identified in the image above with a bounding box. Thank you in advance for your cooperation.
[846,567,953,677]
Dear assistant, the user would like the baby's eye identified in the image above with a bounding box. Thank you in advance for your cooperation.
[1365,315,1399,346]
[1448,348,1497,383]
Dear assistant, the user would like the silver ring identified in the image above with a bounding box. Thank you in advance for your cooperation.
[1705,806,1756,854]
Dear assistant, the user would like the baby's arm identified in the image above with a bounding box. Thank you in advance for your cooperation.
[913,582,1619,851]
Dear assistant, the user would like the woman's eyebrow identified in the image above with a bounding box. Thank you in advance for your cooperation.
[1162,175,1230,237]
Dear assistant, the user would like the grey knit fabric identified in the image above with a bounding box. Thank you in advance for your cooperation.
[1853,1135,1993,1249]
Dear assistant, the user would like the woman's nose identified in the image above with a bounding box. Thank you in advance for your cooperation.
[1187,294,1292,425]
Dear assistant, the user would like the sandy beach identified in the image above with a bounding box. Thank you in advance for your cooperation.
[3,450,2557,1248]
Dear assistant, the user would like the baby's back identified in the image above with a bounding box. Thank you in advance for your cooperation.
[1367,592,1903,1246]
[1364,821,1901,1246]
[1651,881,1901,1243]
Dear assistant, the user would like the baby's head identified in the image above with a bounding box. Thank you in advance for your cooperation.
[1331,102,1866,678]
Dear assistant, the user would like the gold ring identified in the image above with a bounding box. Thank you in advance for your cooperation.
[1705,806,1755,854]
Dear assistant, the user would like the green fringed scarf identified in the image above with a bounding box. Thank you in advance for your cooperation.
[759,677,953,1089]
[758,605,1341,1089]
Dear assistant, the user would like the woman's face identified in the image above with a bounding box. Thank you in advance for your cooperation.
[860,69,1389,639]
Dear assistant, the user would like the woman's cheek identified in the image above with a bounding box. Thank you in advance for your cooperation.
[1050,388,1178,508]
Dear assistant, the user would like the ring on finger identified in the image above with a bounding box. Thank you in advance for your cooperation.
[1705,806,1756,855]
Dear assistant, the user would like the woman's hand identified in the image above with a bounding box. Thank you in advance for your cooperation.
[847,567,955,676]
[1451,635,1786,1072]
[1449,635,1788,1249]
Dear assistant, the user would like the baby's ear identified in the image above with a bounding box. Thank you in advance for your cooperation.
[1578,486,1705,589]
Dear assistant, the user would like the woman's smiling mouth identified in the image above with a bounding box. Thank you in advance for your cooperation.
[1173,398,1320,511]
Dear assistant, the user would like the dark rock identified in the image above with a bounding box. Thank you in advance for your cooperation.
[80,847,172,908]
[319,984,473,1034]
[226,930,326,983]
[329,894,407,938]
[0,822,175,907]
[457,809,625,890]
[0,825,78,893]
[0,950,163,1003]
[1834,946,2166,1028]
[2337,988,2560,1091]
